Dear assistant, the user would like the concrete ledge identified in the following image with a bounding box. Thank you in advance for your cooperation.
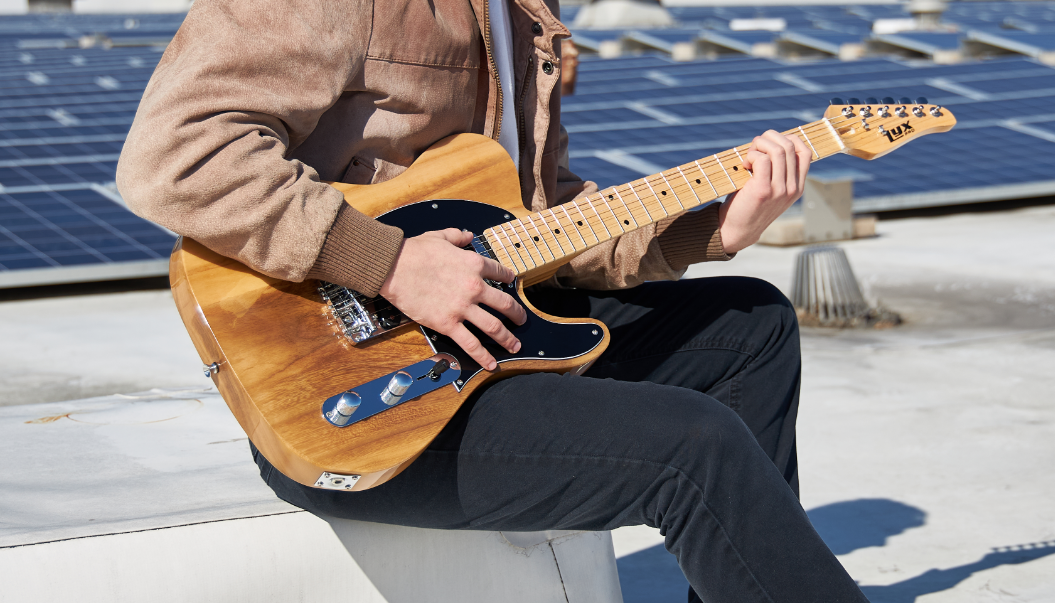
[0,390,622,602]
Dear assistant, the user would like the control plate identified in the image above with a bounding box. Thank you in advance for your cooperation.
[320,354,461,428]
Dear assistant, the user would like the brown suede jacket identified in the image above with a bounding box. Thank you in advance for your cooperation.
[116,0,731,297]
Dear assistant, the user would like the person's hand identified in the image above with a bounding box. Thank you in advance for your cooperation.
[380,229,527,371]
[718,130,813,254]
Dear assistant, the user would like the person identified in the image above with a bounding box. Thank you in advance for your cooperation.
[117,0,869,600]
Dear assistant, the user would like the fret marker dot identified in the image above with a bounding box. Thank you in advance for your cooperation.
[554,229,560,234]
[533,236,539,242]
[695,179,701,184]
[514,243,521,248]
[608,195,614,200]
[661,191,667,195]
[623,220,629,225]
[577,221,583,226]
[733,166,739,171]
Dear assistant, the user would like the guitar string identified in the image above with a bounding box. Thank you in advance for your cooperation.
[478,114,860,264]
[486,113,856,252]
[366,111,910,315]
[477,111,897,270]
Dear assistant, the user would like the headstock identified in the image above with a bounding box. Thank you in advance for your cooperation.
[824,96,956,160]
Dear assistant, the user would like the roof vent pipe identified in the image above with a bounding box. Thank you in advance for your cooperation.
[908,0,947,31]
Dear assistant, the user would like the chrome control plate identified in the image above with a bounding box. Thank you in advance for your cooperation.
[320,354,461,428]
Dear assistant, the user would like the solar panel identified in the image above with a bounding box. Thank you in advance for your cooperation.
[0,185,173,287]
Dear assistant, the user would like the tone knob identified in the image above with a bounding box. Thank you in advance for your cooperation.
[327,392,361,426]
[381,371,413,406]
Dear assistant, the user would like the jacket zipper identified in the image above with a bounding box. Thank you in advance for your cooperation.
[481,0,502,141]
[517,55,534,192]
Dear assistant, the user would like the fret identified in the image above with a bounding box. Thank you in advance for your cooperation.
[598,194,626,233]
[675,165,704,206]
[524,214,558,260]
[584,196,614,239]
[560,204,589,248]
[573,200,601,244]
[798,126,819,159]
[601,191,631,231]
[694,160,719,198]
[547,209,578,252]
[485,229,518,272]
[497,225,530,271]
[641,177,670,217]
[625,181,655,222]
[657,171,686,211]
[511,221,546,267]
[540,209,573,254]
[714,154,736,189]
[611,188,640,227]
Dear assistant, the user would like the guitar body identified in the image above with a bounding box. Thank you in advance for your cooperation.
[170,133,609,491]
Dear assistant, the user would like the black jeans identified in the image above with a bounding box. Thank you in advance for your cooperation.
[252,276,868,603]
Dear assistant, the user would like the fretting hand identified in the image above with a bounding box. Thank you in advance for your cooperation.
[719,130,813,254]
[380,228,527,371]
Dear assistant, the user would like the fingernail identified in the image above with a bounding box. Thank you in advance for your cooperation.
[512,340,521,353]
[487,360,497,371]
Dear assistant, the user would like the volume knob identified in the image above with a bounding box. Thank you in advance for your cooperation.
[381,371,414,406]
[326,392,361,426]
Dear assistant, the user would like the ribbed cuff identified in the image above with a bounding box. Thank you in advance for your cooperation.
[655,202,733,270]
[306,203,404,297]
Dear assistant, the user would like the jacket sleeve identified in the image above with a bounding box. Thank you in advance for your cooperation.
[116,0,403,296]
[550,125,732,290]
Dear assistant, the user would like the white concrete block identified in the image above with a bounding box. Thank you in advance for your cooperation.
[0,391,621,602]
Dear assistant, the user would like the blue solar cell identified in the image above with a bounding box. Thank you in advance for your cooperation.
[0,187,174,273]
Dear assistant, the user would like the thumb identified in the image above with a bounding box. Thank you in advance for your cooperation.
[437,228,475,247]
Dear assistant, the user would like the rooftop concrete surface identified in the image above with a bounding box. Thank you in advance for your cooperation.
[1,203,1053,601]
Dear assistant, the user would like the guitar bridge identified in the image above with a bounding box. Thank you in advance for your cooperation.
[319,281,410,344]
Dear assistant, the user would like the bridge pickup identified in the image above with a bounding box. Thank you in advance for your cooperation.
[319,281,410,344]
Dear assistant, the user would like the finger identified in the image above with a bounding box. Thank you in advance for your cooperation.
[465,305,522,355]
[436,228,474,247]
[478,255,517,284]
[790,135,813,191]
[478,282,528,326]
[762,131,798,196]
[446,322,497,371]
[745,149,772,198]
[753,134,788,199]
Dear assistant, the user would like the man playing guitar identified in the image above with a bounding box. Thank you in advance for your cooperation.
[117,0,869,600]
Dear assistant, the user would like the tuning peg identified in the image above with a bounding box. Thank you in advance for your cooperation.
[882,97,895,104]
[847,97,861,105]
[829,97,844,105]
[915,96,928,105]
[898,97,912,104]
[865,97,878,104]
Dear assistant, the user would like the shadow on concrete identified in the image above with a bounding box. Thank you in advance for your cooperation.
[619,498,928,603]
[807,498,927,555]
[616,541,691,603]
[860,540,1055,603]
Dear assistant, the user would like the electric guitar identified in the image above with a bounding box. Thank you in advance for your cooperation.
[170,98,955,490]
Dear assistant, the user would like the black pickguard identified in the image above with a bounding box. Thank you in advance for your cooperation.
[375,199,605,388]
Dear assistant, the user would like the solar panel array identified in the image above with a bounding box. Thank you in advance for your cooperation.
[3,5,1055,287]
[0,14,180,287]
[565,53,1055,211]
[566,2,1055,62]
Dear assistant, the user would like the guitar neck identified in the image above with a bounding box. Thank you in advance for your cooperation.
[483,117,846,277]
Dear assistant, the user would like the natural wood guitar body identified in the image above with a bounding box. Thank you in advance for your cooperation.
[170,133,609,490]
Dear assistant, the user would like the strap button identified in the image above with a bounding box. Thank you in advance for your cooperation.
[531,22,542,35]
